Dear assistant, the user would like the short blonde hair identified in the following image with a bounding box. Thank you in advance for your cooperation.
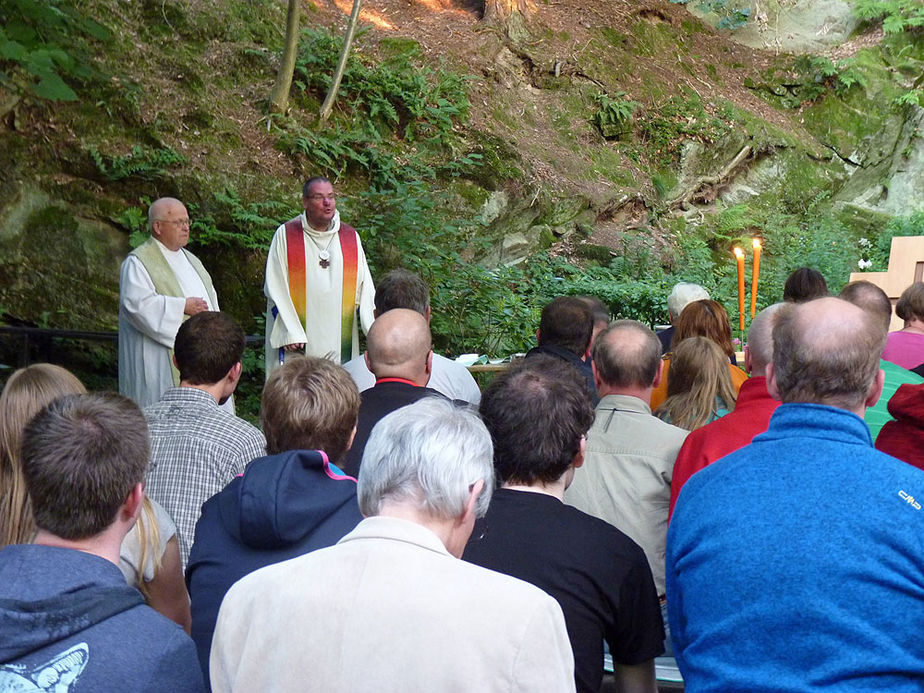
[261,356,360,462]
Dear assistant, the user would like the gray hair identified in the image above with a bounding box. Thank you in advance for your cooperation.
[358,397,495,520]
[772,298,886,410]
[667,282,709,319]
[745,303,785,374]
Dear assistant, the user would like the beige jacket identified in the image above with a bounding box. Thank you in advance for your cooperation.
[211,516,576,693]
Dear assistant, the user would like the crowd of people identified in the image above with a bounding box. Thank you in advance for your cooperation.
[2,183,924,692]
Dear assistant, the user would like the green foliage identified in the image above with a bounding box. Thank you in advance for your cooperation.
[592,91,637,138]
[791,56,868,100]
[636,94,732,166]
[0,0,110,102]
[869,211,924,270]
[88,145,186,182]
[189,189,289,250]
[853,0,924,34]
[670,0,751,30]
[292,28,469,146]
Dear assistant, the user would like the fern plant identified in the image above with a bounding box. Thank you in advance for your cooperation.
[592,92,637,139]
[853,0,924,33]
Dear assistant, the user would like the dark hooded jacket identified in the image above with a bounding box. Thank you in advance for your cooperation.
[186,449,363,685]
[875,382,924,471]
[0,544,203,692]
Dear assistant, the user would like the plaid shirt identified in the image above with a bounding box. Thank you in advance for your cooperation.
[145,387,266,568]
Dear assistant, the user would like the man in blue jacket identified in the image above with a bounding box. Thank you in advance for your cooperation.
[186,356,364,687]
[668,297,924,691]
[0,393,204,693]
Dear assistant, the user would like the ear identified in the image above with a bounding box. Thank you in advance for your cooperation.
[572,435,586,470]
[425,350,433,374]
[424,306,432,324]
[652,359,664,388]
[865,368,885,409]
[591,361,605,392]
[766,362,782,401]
[301,196,310,211]
[344,425,357,453]
[228,361,243,384]
[462,479,485,524]
[372,309,379,319]
[364,351,373,371]
[172,354,179,369]
[743,344,753,375]
[122,483,145,523]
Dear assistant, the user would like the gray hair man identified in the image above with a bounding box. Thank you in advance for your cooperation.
[658,282,710,353]
[0,394,204,691]
[210,397,576,693]
[667,297,924,690]
[564,320,688,601]
[119,197,219,408]
[669,303,785,516]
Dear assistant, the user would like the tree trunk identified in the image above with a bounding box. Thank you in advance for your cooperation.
[269,0,301,114]
[482,0,536,42]
[483,0,535,23]
[319,0,363,124]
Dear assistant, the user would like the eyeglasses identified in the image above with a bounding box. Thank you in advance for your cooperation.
[306,194,337,202]
[155,218,191,228]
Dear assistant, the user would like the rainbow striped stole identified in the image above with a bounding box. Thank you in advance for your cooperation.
[284,219,359,363]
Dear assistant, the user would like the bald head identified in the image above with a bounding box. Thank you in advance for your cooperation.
[771,297,885,411]
[366,309,432,384]
[592,320,661,395]
[744,303,785,376]
[839,280,892,334]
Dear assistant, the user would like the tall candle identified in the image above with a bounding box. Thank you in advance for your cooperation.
[750,238,762,319]
[734,247,745,333]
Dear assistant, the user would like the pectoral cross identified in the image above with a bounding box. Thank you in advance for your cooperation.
[319,257,330,268]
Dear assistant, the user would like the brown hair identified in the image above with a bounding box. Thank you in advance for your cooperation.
[656,337,737,431]
[0,364,86,546]
[261,356,360,461]
[672,299,736,361]
[22,393,149,540]
[174,311,245,385]
[479,356,594,485]
[896,282,924,324]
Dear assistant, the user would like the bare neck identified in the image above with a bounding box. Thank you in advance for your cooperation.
[33,526,124,566]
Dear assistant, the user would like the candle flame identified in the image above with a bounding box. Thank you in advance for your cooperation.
[753,238,762,250]
[733,247,745,258]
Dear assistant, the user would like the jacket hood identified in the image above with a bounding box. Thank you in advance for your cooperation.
[887,383,924,425]
[217,449,359,550]
[0,556,143,662]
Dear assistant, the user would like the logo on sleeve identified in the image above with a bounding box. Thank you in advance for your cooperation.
[899,490,922,510]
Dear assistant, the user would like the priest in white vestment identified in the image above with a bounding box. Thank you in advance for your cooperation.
[119,197,219,409]
[264,177,375,377]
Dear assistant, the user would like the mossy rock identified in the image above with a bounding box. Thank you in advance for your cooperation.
[0,189,126,330]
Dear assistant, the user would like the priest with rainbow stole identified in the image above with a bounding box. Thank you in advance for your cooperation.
[264,177,375,377]
[119,197,220,409]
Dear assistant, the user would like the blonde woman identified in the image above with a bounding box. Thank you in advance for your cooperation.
[0,364,190,631]
[655,337,737,431]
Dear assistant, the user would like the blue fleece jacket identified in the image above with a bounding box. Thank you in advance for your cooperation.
[0,545,203,693]
[667,403,924,692]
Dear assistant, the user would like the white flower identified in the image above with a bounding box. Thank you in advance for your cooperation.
[857,259,872,270]
[858,237,871,247]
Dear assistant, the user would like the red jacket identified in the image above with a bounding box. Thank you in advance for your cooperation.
[875,383,924,472]
[669,377,780,520]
